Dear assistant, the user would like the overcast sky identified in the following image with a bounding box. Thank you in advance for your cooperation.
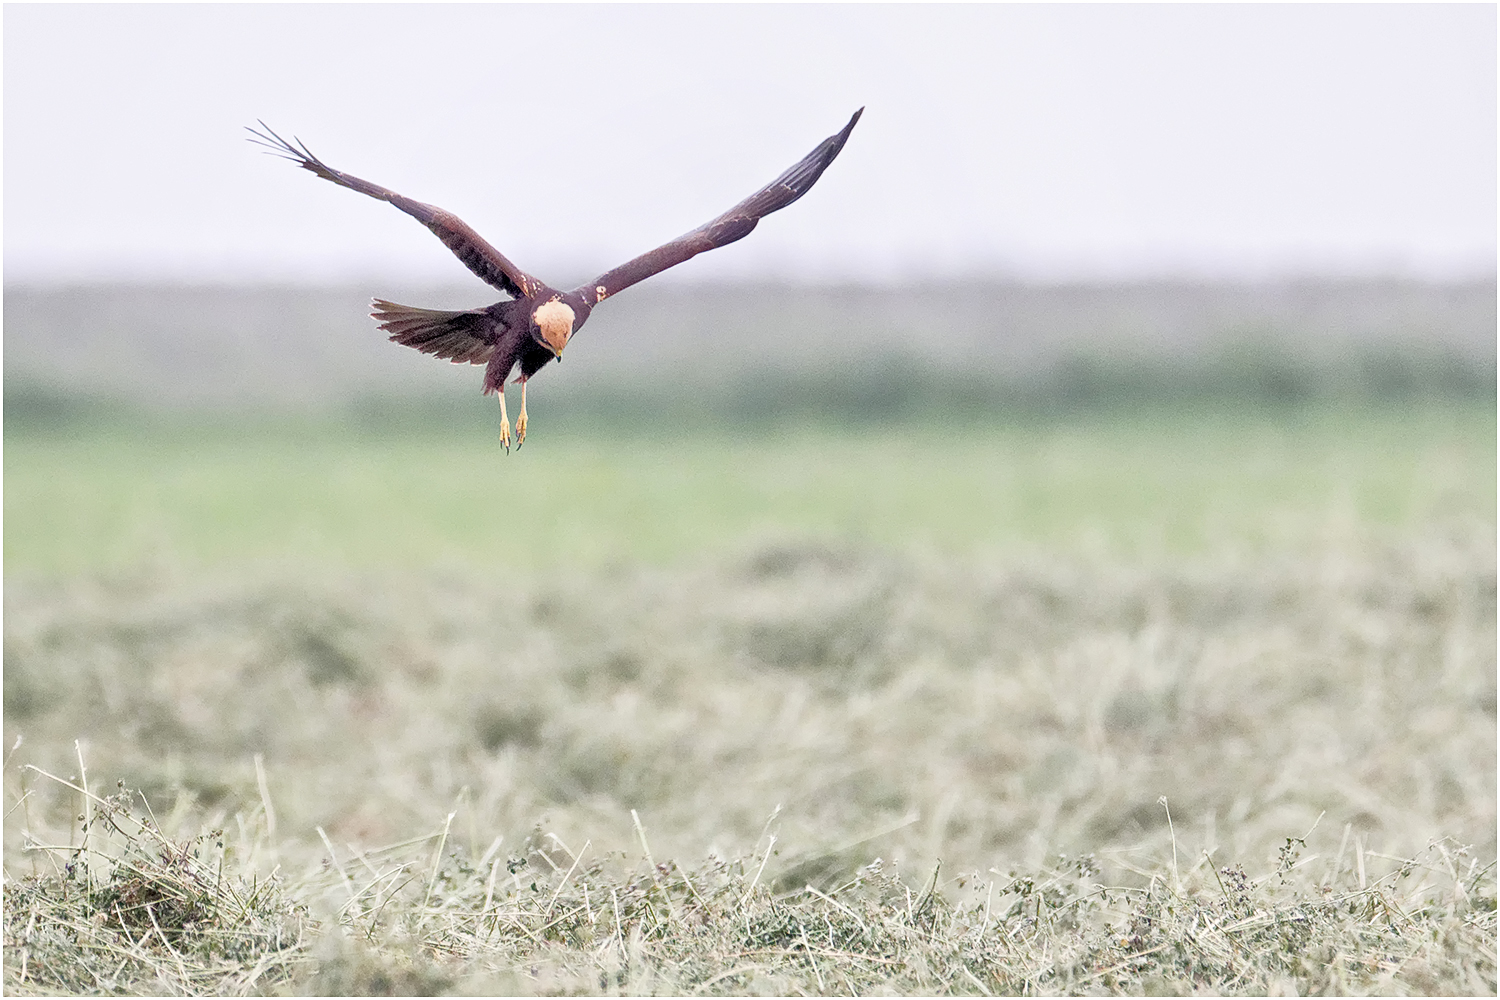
[4,4,1495,286]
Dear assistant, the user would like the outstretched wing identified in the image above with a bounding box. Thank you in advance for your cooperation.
[247,122,544,299]
[576,108,863,307]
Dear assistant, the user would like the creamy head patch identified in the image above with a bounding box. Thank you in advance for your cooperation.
[533,300,575,356]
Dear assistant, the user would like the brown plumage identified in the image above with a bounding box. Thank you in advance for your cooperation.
[247,110,862,449]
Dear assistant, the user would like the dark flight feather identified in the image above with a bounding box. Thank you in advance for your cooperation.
[370,299,494,364]
[578,108,863,305]
[246,122,543,299]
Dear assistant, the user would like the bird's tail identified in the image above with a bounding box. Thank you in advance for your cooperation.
[370,299,492,364]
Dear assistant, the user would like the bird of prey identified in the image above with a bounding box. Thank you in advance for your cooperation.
[248,110,862,450]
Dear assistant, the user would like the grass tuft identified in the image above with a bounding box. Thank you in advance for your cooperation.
[5,771,308,995]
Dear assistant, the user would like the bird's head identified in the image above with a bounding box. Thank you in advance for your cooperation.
[532,299,575,359]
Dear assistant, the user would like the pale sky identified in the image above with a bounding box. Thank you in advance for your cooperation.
[4,4,1495,285]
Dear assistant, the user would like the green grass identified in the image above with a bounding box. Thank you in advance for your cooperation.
[5,403,1493,575]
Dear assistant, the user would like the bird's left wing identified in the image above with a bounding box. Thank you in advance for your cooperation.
[248,123,545,299]
[575,109,863,307]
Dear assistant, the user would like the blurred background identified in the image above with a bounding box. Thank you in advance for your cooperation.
[4,2,1496,934]
[6,4,1496,284]
[6,5,1495,562]
[5,4,1494,567]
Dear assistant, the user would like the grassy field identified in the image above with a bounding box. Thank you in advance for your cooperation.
[5,404,1496,994]
[4,404,1492,574]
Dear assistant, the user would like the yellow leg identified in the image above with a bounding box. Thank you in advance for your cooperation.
[497,391,512,453]
[515,378,529,448]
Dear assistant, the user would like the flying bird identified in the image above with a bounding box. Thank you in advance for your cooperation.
[248,110,862,450]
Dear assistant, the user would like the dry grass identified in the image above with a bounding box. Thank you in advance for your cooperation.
[5,520,1494,994]
[5,770,1493,995]
[4,765,309,994]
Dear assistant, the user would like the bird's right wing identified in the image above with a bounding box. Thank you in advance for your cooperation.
[576,109,863,307]
[248,123,545,299]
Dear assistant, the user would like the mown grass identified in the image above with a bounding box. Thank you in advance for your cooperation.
[6,534,1495,991]
[5,404,1495,994]
[7,768,1493,995]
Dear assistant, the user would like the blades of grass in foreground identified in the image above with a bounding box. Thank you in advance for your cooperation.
[5,763,1494,996]
[4,529,1493,993]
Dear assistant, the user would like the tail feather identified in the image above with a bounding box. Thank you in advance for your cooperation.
[370,299,493,364]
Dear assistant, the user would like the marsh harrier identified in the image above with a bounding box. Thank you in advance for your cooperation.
[248,110,862,449]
